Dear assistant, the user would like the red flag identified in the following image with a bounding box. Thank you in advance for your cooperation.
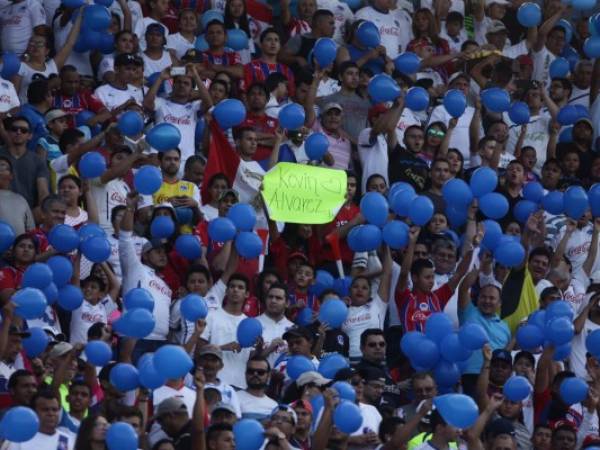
[201,121,240,205]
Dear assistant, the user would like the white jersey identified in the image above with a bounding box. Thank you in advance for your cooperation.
[142,50,174,78]
[571,318,600,380]
[317,0,354,45]
[153,385,196,416]
[506,114,551,174]
[358,128,389,195]
[90,177,130,234]
[0,79,19,113]
[69,300,108,345]
[552,224,594,286]
[1,430,76,450]
[201,307,251,388]
[154,97,202,163]
[342,295,388,359]
[236,390,278,421]
[569,85,590,107]
[17,59,58,104]
[234,159,265,204]
[257,313,294,368]
[119,230,172,340]
[532,46,557,89]
[166,32,195,59]
[107,233,146,281]
[98,55,115,82]
[349,403,382,450]
[355,6,411,59]
[0,0,46,56]
[134,17,166,51]
[94,83,143,112]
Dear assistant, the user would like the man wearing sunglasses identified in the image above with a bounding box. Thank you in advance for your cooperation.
[237,356,277,421]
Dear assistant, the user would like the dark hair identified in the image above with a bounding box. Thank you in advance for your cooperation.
[8,369,34,390]
[27,79,49,104]
[265,72,288,93]
[12,233,38,256]
[208,172,230,188]
[59,128,85,152]
[69,379,92,396]
[185,264,212,285]
[58,174,82,191]
[233,126,256,140]
[87,323,108,340]
[266,281,288,299]
[259,27,278,42]
[184,155,206,172]
[158,148,181,160]
[528,246,552,263]
[0,155,13,172]
[41,194,66,213]
[31,388,61,410]
[446,11,464,24]
[207,423,234,443]
[379,417,405,443]
[256,268,281,302]
[247,82,269,98]
[338,61,359,77]
[4,116,31,131]
[82,274,107,292]
[411,258,434,276]
[74,414,106,450]
[365,173,386,189]
[210,79,230,95]
[152,439,175,450]
[228,273,250,291]
[206,19,226,32]
[360,328,384,347]
[551,77,572,92]
[312,9,334,24]
[224,0,250,35]
[115,404,144,423]
[110,205,127,224]
[247,355,271,371]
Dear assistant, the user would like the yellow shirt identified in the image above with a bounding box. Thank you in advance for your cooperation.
[152,179,200,234]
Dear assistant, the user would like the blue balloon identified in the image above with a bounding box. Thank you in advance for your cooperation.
[587,329,600,357]
[481,88,511,113]
[319,354,349,378]
[560,377,589,404]
[75,110,94,127]
[208,217,237,242]
[559,19,574,42]
[278,103,305,130]
[175,234,202,260]
[356,21,380,48]
[458,323,489,350]
[48,224,80,253]
[0,406,39,442]
[13,288,47,320]
[22,327,48,357]
[553,342,572,361]
[81,236,111,263]
[1,52,20,80]
[559,126,573,143]
[332,381,356,402]
[154,345,193,379]
[517,2,541,27]
[194,34,209,51]
[382,220,409,249]
[514,200,538,223]
[63,0,85,8]
[545,317,574,345]
[516,324,544,350]
[57,285,83,311]
[83,5,111,31]
[85,340,112,366]
[106,422,138,450]
[286,355,315,380]
[440,333,472,362]
[296,307,314,326]
[368,74,401,103]
[43,282,58,305]
[347,224,382,252]
[116,308,155,338]
[546,300,574,321]
[409,195,434,226]
[47,256,73,287]
[124,288,154,311]
[504,375,532,402]
[425,312,453,345]
[442,178,473,208]
[237,317,263,348]
[109,363,139,391]
[226,29,249,50]
[590,184,600,217]
[470,167,498,198]
[180,294,208,322]
[0,221,14,252]
[529,310,546,329]
[311,270,334,297]
[434,394,479,429]
[564,185,589,219]
[508,101,531,125]
[147,123,181,151]
[313,38,337,68]
[401,331,425,359]
[200,9,224,30]
[318,298,348,328]
[118,111,144,136]
[227,203,256,231]
[305,132,329,161]
[97,32,115,54]
[479,192,509,219]
[549,57,570,79]
[150,216,175,239]
[446,205,468,230]
[134,165,162,195]
[411,337,440,370]
[213,99,246,129]
[235,231,263,259]
[394,52,421,74]
[333,276,352,298]
[22,263,52,289]
[342,0,361,9]
[333,401,362,434]
[542,191,564,215]
[443,89,467,118]
[573,0,595,9]
[405,87,430,111]
[79,223,106,241]
[389,182,416,213]
[557,105,579,126]
[360,192,389,227]
[137,354,166,389]
[233,419,264,450]
[494,238,525,267]
[434,360,460,387]
[523,181,544,203]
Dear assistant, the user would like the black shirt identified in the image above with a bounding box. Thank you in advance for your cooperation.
[388,144,429,192]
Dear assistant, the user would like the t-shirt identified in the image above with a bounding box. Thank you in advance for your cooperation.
[1,430,76,450]
[532,46,557,88]
[166,32,195,59]
[317,91,370,143]
[571,318,600,380]
[0,147,49,208]
[388,145,429,192]
[342,295,388,359]
[70,300,108,345]
[153,385,196,416]
[317,0,354,44]
[506,114,551,174]
[551,224,593,286]
[257,314,294,367]
[90,177,130,234]
[311,120,351,170]
[0,0,45,56]
[355,6,410,58]
[16,59,58,104]
[0,79,19,113]
[94,83,143,112]
[0,190,34,235]
[201,308,251,388]
[358,129,389,195]
[349,403,382,450]
[395,284,453,332]
[236,390,278,421]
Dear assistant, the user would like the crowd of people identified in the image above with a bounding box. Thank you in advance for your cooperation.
[1,0,600,449]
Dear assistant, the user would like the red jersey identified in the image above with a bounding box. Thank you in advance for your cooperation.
[28,227,50,253]
[394,284,453,332]
[239,113,279,162]
[269,234,319,281]
[287,18,311,38]
[53,91,106,128]
[242,60,296,96]
[0,266,24,291]
[201,50,241,67]
[320,203,360,264]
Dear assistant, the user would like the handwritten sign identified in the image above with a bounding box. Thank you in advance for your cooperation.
[261,163,347,224]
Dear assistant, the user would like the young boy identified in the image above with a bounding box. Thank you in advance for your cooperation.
[265,72,289,120]
[37,109,70,163]
[70,276,109,344]
[287,262,319,319]
[519,146,540,182]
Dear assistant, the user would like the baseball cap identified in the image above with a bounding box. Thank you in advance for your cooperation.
[114,53,138,67]
[9,325,31,338]
[448,72,470,85]
[368,104,388,121]
[321,102,343,114]
[486,20,508,35]
[296,371,331,387]
[291,399,313,414]
[283,326,314,342]
[491,349,513,365]
[575,117,593,129]
[485,418,516,440]
[197,345,223,360]
[359,367,386,383]
[287,251,308,263]
[211,402,237,415]
[485,0,509,6]
[333,367,358,381]
[141,238,167,255]
[146,23,166,36]
[270,404,298,425]
[218,188,239,202]
[48,341,73,358]
[45,109,68,123]
[550,419,578,432]
[155,397,188,418]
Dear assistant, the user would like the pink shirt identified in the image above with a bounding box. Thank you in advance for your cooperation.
[312,121,351,170]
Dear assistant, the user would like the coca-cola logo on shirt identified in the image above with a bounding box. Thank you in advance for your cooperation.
[0,95,12,104]
[81,312,105,323]
[110,191,126,203]
[164,114,191,125]
[149,279,171,297]
[380,26,401,37]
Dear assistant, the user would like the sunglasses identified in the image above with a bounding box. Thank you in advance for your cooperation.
[246,368,268,376]
[10,126,30,134]
[428,129,446,138]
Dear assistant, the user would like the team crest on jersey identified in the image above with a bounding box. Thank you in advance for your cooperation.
[337,335,344,346]
[419,302,429,311]
[180,185,188,191]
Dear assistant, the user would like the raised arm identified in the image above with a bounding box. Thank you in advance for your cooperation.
[533,4,565,53]
[398,226,421,292]
[447,248,474,292]
[54,7,84,69]
[116,0,132,31]
[469,99,482,156]
[377,245,393,302]
[584,218,600,276]
[551,219,575,268]
[458,267,479,312]
[143,67,170,111]
[190,368,207,450]
[303,69,324,127]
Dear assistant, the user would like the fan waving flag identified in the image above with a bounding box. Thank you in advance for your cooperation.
[201,120,265,205]
[500,266,540,334]
[247,0,272,42]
